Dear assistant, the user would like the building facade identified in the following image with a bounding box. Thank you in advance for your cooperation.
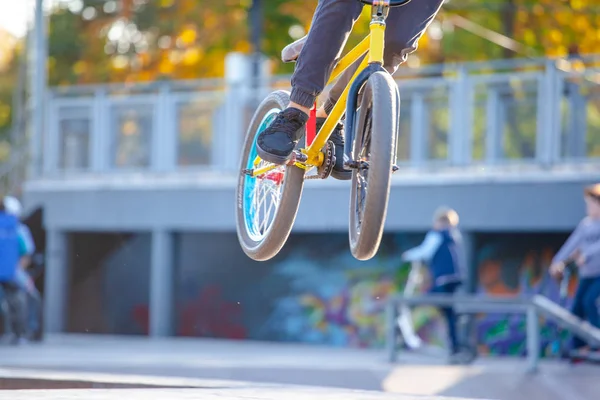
[23,55,600,353]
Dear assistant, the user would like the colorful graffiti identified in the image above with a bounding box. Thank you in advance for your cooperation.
[474,233,573,357]
[97,231,579,357]
[255,247,445,348]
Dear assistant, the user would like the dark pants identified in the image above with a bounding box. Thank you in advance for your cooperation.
[291,0,445,109]
[571,276,600,349]
[0,282,28,339]
[430,281,461,354]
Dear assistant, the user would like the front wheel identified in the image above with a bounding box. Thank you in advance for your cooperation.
[349,71,398,261]
[236,90,305,261]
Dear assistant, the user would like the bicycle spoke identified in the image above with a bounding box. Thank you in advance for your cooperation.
[248,159,285,240]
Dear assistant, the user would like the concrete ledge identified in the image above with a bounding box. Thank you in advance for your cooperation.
[5,387,474,400]
[0,369,475,400]
[0,368,260,390]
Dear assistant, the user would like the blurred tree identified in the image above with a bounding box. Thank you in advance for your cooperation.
[48,0,310,84]
[46,0,600,85]
[0,29,19,162]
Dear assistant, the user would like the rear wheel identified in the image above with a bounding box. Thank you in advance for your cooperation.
[236,91,305,261]
[349,71,398,260]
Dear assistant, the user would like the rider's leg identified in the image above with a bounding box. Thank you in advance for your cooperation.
[322,0,445,113]
[570,278,590,350]
[582,277,600,329]
[257,0,363,166]
[313,0,444,179]
[430,282,461,357]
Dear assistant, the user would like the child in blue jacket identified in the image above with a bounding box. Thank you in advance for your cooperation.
[402,206,467,363]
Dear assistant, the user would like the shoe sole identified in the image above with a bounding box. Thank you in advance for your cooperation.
[256,142,293,165]
[257,142,352,181]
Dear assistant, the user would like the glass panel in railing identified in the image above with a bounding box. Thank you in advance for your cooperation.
[562,80,600,160]
[498,82,538,161]
[110,104,153,168]
[588,94,600,158]
[471,88,487,162]
[176,96,220,167]
[396,99,411,162]
[58,106,91,170]
[426,93,449,161]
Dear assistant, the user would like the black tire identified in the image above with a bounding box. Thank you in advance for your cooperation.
[236,90,305,261]
[349,71,398,261]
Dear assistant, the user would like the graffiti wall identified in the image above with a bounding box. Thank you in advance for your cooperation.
[170,230,576,355]
[474,232,573,357]
[171,232,441,347]
[73,230,578,357]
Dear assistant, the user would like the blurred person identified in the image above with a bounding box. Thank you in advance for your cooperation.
[4,196,41,341]
[0,196,27,344]
[402,206,473,364]
[256,0,444,180]
[550,183,600,354]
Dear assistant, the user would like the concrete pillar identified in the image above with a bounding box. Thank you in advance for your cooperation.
[222,52,271,172]
[460,231,478,351]
[30,0,48,178]
[149,229,174,337]
[43,230,69,333]
[462,231,476,294]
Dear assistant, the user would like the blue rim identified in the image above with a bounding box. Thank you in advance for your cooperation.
[243,108,281,242]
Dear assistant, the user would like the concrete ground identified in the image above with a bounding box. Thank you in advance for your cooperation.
[0,334,598,400]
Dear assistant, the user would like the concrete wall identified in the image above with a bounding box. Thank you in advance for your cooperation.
[23,171,597,233]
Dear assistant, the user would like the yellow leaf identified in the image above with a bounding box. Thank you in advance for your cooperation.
[158,57,174,75]
[549,29,562,45]
[546,45,567,57]
[73,61,87,75]
[575,15,589,32]
[0,103,10,126]
[182,48,202,66]
[234,40,251,53]
[570,0,584,11]
[555,11,570,25]
[179,27,197,46]
[523,29,536,46]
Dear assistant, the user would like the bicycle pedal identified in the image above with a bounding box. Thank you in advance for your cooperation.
[345,160,369,170]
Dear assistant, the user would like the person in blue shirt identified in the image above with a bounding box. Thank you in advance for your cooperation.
[402,206,470,364]
[0,196,27,343]
[3,196,41,340]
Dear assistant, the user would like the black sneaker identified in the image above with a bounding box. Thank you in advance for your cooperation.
[256,107,308,164]
[316,117,352,181]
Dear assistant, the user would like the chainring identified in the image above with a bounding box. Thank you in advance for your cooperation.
[316,140,336,179]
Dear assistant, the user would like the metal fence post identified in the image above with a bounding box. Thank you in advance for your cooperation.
[526,304,540,373]
[386,298,398,363]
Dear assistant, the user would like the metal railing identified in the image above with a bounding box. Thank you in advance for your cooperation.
[30,54,600,179]
[386,293,600,373]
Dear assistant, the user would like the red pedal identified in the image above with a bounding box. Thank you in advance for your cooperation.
[306,103,317,147]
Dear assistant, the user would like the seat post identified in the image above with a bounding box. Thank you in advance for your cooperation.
[368,1,390,65]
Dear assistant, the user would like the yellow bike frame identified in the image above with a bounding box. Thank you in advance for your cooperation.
[251,5,387,177]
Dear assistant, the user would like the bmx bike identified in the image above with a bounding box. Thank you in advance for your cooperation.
[236,0,410,261]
